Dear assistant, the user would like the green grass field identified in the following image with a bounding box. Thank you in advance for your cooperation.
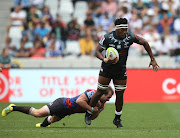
[0,103,180,138]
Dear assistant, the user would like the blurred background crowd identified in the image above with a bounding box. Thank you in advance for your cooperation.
[0,0,180,69]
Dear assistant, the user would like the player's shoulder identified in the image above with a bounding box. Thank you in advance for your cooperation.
[84,89,96,99]
[105,31,114,37]
[86,89,96,93]
[102,31,113,38]
[127,32,135,37]
[127,32,140,41]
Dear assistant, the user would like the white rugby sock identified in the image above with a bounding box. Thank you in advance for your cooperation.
[115,110,122,116]
[29,107,35,115]
[47,116,52,124]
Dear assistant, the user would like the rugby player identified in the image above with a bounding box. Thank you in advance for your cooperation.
[2,86,113,127]
[85,18,160,128]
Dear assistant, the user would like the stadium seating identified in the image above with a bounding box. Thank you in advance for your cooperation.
[0,0,179,69]
[13,55,174,68]
[65,40,80,56]
[73,1,88,25]
[44,0,59,18]
[0,0,13,51]
[8,26,22,47]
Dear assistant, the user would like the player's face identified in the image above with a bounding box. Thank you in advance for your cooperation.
[100,92,112,103]
[115,28,128,39]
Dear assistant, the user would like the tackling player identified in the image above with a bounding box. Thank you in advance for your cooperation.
[85,18,160,128]
[2,86,113,127]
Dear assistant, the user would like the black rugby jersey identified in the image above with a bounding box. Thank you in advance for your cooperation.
[99,31,140,71]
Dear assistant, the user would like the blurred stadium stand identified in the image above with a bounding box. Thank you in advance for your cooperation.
[13,55,175,68]
[0,0,13,52]
[0,0,179,69]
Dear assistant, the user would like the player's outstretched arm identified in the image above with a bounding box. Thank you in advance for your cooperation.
[137,36,160,72]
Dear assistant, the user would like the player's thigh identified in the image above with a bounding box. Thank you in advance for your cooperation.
[113,79,127,85]
[98,75,111,85]
[51,115,61,123]
[33,106,49,117]
[47,98,66,118]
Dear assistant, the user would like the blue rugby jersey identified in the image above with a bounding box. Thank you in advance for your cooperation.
[62,89,104,114]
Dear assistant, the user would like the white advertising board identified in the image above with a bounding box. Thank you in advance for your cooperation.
[9,69,115,103]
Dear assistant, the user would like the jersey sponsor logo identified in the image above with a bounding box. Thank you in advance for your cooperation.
[66,98,71,108]
[127,36,131,40]
[86,91,94,99]
[117,45,121,49]
[123,42,130,48]
[109,44,115,47]
[124,72,127,76]
[119,50,126,56]
[99,36,105,45]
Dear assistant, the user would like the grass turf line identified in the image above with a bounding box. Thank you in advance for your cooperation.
[0,103,180,138]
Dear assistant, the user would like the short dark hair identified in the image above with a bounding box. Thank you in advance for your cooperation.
[114,18,128,26]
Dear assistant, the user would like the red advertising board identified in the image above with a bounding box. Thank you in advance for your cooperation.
[125,69,180,102]
[0,69,10,102]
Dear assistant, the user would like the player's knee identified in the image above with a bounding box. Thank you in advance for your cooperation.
[97,82,108,94]
[115,85,126,93]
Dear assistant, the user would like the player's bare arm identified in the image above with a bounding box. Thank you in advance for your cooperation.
[76,94,98,113]
[137,36,160,72]
[0,67,2,72]
[96,45,117,64]
[91,101,104,120]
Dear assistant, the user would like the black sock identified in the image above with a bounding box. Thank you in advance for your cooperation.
[41,117,51,127]
[12,106,31,114]
[115,115,121,120]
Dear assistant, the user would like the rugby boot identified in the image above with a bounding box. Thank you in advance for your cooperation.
[36,123,50,127]
[85,112,92,125]
[113,118,123,128]
[2,104,15,117]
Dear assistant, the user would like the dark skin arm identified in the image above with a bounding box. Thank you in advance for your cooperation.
[95,45,117,64]
[137,36,160,72]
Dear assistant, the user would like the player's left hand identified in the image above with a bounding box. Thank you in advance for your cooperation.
[0,68,2,72]
[92,107,99,113]
[106,53,118,64]
[96,101,102,109]
[149,59,160,72]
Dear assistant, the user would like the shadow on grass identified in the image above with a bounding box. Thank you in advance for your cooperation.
[36,126,117,130]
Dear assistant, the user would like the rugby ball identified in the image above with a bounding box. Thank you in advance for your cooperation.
[106,47,119,63]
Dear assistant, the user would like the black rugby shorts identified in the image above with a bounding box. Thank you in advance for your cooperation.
[47,98,68,118]
[99,67,127,80]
